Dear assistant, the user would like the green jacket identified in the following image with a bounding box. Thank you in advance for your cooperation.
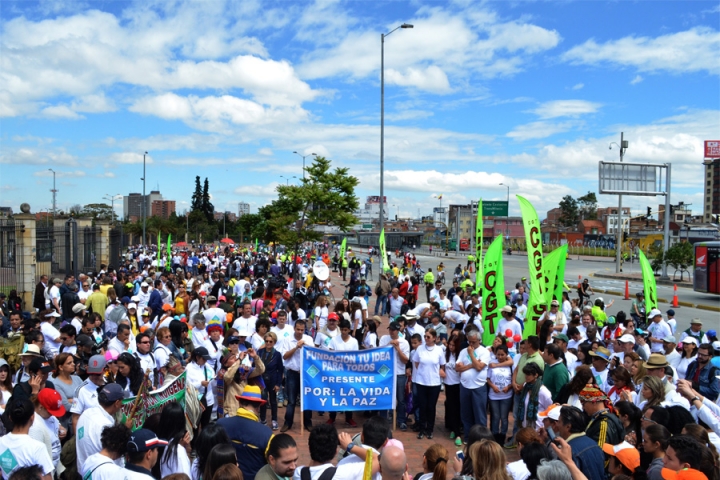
[542,360,569,402]
[423,272,434,284]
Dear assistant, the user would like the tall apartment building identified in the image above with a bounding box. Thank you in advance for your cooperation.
[703,159,720,222]
[238,202,250,217]
[151,200,176,219]
[124,190,169,221]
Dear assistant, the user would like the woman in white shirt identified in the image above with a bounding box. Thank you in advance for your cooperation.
[412,328,446,439]
[487,344,514,445]
[313,295,329,333]
[329,320,360,426]
[443,333,462,446]
[0,359,13,410]
[676,337,698,380]
[362,320,379,349]
[157,402,192,478]
[186,347,215,429]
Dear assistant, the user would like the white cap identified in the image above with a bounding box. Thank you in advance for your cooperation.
[236,329,250,337]
[538,404,562,421]
[140,282,149,287]
[618,334,635,344]
[127,302,137,310]
[648,308,662,319]
[681,337,698,346]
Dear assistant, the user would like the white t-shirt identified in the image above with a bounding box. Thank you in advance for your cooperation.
[160,444,192,478]
[315,328,340,350]
[186,361,215,407]
[411,344,446,386]
[456,346,491,389]
[82,452,126,480]
[335,446,381,480]
[329,335,359,352]
[591,366,610,393]
[40,414,61,467]
[272,325,294,350]
[203,307,227,325]
[444,352,461,386]
[71,380,100,415]
[488,364,514,400]
[191,327,208,349]
[314,306,329,330]
[0,433,54,478]
[444,310,469,328]
[497,318,523,339]
[232,316,257,335]
[452,295,464,312]
[76,406,117,471]
[40,322,62,356]
[379,335,410,375]
[647,320,672,353]
[507,459,531,480]
[293,464,335,480]
[363,332,378,349]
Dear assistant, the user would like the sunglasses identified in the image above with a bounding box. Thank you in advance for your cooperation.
[139,341,151,344]
[265,339,275,343]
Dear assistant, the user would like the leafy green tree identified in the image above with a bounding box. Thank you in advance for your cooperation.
[81,203,113,220]
[558,195,579,227]
[664,241,693,272]
[267,156,359,250]
[577,192,598,220]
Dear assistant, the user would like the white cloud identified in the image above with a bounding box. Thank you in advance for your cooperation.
[506,121,574,141]
[34,169,86,177]
[630,75,643,85]
[571,83,584,90]
[234,184,279,197]
[0,147,77,166]
[385,110,434,121]
[531,100,602,119]
[108,152,152,164]
[386,66,451,94]
[39,105,84,120]
[258,148,273,156]
[562,27,720,75]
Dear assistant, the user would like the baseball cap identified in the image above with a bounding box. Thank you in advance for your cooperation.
[193,347,212,360]
[76,334,94,347]
[38,388,67,417]
[618,334,636,344]
[602,441,640,472]
[666,309,675,316]
[207,295,217,303]
[607,315,616,324]
[127,429,168,453]
[662,336,677,344]
[661,468,708,480]
[28,358,53,374]
[388,322,401,331]
[648,308,663,319]
[681,337,698,346]
[501,305,513,313]
[87,355,108,375]
[98,383,125,403]
[554,334,569,343]
[140,282,149,287]
[72,303,87,314]
[538,404,562,421]
[128,302,137,310]
[550,300,559,307]
[45,311,61,318]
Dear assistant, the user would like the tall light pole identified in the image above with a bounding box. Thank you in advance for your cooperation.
[103,194,121,224]
[141,151,148,250]
[280,175,297,185]
[293,151,317,181]
[48,169,57,222]
[499,183,510,239]
[609,133,628,273]
[380,22,414,237]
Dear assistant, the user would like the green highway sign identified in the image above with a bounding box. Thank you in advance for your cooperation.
[362,224,373,229]
[483,201,509,217]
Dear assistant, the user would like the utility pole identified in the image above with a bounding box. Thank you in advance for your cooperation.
[48,169,57,222]
[141,152,148,250]
[610,133,628,273]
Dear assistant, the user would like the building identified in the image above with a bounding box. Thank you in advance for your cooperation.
[658,203,692,225]
[545,207,562,225]
[123,190,167,221]
[596,207,631,235]
[579,220,605,235]
[0,207,12,218]
[238,202,250,217]
[214,211,237,222]
[151,200,176,219]
[354,196,388,223]
[703,158,720,223]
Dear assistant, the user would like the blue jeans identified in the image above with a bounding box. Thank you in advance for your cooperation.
[489,396,513,436]
[283,370,311,428]
[512,391,523,436]
[460,384,488,436]
[375,295,388,315]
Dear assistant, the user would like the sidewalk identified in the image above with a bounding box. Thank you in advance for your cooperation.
[282,267,521,468]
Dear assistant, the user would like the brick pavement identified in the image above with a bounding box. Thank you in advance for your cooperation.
[278,264,520,473]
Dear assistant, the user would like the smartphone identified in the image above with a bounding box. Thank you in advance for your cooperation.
[456,450,464,461]
[546,427,556,442]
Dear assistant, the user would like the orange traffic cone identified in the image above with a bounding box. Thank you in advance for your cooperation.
[672,284,679,308]
[624,280,630,300]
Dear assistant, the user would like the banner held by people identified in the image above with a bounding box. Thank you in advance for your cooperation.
[542,246,566,306]
[638,249,657,312]
[517,195,546,339]
[119,372,187,431]
[340,237,347,260]
[481,235,504,346]
[301,346,396,412]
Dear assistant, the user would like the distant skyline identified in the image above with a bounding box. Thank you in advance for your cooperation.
[1,0,718,221]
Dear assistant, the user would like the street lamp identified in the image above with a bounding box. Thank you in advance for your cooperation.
[380,22,413,237]
[103,194,121,224]
[48,169,57,222]
[609,133,628,273]
[280,175,297,185]
[141,151,148,250]
[499,183,510,240]
[293,151,317,181]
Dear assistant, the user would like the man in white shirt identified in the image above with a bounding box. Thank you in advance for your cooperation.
[497,306,522,343]
[387,289,405,318]
[379,322,410,430]
[71,355,107,432]
[136,282,151,310]
[456,329,491,437]
[540,300,566,333]
[315,313,340,350]
[272,311,294,349]
[328,320,360,427]
[428,281,443,304]
[647,309,672,353]
[203,296,227,325]
[0,397,55,480]
[403,314,425,344]
[335,417,388,480]
[280,320,314,433]
[40,312,63,357]
[108,324,133,356]
[80,423,132,480]
[292,424,339,480]
[76,383,126,471]
[133,332,157,388]
[589,347,612,393]
[232,302,257,335]
[514,296,527,322]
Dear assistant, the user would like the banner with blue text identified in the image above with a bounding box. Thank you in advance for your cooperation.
[300,346,396,412]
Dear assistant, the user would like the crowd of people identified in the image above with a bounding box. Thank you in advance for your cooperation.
[0,242,717,480]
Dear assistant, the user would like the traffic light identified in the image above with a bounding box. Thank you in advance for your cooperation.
[623,231,628,242]
[647,206,651,217]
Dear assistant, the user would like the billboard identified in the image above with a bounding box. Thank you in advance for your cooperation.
[483,201,509,217]
[598,161,665,196]
[366,196,387,204]
[705,141,720,159]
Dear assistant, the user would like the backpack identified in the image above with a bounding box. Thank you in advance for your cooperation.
[301,467,336,480]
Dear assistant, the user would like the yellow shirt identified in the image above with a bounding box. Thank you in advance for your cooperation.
[174,296,185,315]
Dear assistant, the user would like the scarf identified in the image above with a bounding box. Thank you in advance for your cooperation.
[518,380,543,425]
[236,407,259,421]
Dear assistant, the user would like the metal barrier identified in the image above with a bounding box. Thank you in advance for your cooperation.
[0,218,24,294]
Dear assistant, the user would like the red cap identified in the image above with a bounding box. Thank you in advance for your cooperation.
[38,388,66,417]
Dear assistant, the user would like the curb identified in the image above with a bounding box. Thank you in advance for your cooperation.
[592,272,694,289]
[594,287,719,311]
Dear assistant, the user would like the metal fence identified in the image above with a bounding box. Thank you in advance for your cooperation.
[109,225,129,269]
[35,219,103,278]
[0,218,24,294]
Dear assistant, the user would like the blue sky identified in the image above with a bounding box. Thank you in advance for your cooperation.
[1,0,718,221]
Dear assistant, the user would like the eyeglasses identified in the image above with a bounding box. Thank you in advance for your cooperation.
[82,284,89,287]
[265,339,275,343]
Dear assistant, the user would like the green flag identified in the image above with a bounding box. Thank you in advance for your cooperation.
[166,233,172,271]
[475,199,483,292]
[255,238,258,251]
[481,235,504,346]
[517,195,546,339]
[553,244,568,304]
[542,247,563,306]
[638,250,658,312]
[157,230,161,248]
[379,229,390,272]
[340,237,347,260]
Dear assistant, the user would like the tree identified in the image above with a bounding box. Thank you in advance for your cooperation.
[69,204,83,215]
[577,192,598,220]
[558,195,579,227]
[191,176,202,211]
[268,156,359,250]
[664,241,693,272]
[81,203,113,220]
[202,177,214,223]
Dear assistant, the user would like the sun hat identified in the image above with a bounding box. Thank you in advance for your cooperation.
[235,385,267,405]
[72,304,87,314]
[19,344,44,357]
[602,441,640,472]
[643,353,669,369]
[662,336,677,344]
[588,347,611,362]
[648,309,663,319]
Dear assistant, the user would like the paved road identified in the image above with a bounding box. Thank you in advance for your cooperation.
[350,251,720,335]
